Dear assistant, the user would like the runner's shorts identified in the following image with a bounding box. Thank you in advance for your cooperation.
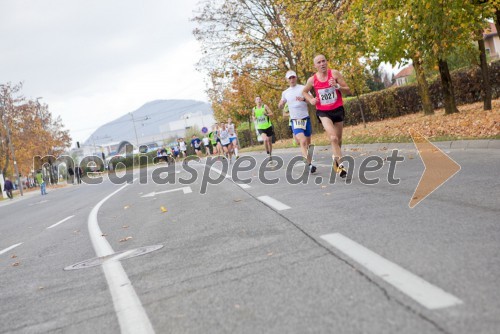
[258,126,274,137]
[229,136,238,143]
[291,117,312,137]
[316,105,345,123]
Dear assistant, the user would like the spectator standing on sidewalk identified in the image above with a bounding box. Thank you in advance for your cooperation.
[36,170,47,195]
[4,177,14,199]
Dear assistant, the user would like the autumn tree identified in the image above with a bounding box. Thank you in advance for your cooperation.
[193,0,312,142]
[192,0,305,115]
[0,82,71,181]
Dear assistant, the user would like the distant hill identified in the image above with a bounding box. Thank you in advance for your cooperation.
[83,99,213,146]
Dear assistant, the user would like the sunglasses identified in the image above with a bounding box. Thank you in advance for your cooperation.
[288,76,296,79]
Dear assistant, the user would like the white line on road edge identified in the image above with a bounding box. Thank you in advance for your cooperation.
[257,196,291,211]
[0,243,23,255]
[321,233,463,310]
[89,184,155,334]
[141,186,192,198]
[47,215,75,229]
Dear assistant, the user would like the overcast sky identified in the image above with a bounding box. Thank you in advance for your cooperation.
[0,0,207,146]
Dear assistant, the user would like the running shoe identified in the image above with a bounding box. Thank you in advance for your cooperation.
[334,160,347,178]
[309,164,317,173]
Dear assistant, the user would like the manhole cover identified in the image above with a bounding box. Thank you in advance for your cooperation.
[64,244,164,271]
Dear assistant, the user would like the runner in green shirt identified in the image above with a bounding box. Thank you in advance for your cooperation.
[252,96,274,160]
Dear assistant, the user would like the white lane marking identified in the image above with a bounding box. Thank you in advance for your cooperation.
[47,215,75,229]
[142,186,192,198]
[0,243,23,255]
[88,184,155,334]
[321,233,463,310]
[210,166,231,179]
[257,196,291,211]
[210,166,252,188]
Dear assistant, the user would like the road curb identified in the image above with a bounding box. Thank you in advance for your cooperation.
[266,139,499,155]
[343,139,500,152]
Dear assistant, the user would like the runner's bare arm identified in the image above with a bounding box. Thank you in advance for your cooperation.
[303,77,317,105]
[278,98,285,109]
[332,70,352,95]
[265,105,273,116]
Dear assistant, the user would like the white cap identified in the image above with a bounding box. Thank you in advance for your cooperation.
[286,70,297,79]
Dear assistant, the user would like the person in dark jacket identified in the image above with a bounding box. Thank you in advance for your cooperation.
[4,177,14,199]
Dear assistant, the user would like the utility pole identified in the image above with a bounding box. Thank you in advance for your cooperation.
[129,112,139,149]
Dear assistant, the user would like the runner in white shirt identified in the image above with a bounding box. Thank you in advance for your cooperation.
[219,123,233,161]
[279,70,316,173]
[227,117,239,159]
[202,135,211,156]
[178,138,187,158]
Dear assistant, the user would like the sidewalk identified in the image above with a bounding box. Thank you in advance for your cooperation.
[0,183,71,208]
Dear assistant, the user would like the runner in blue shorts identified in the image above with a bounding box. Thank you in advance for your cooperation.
[278,70,316,173]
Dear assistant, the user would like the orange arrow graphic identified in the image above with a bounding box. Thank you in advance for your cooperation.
[409,129,461,208]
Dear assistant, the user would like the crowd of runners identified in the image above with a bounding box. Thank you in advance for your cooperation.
[156,54,350,178]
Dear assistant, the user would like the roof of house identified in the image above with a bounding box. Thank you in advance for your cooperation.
[484,22,498,39]
[394,65,414,79]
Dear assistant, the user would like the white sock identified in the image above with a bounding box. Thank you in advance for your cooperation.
[234,147,239,156]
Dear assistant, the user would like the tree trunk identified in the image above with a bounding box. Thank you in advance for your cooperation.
[248,117,253,146]
[412,57,434,115]
[478,37,492,110]
[438,58,458,115]
[355,94,366,128]
[496,9,500,37]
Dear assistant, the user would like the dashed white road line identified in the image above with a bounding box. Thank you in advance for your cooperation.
[47,215,75,229]
[321,233,463,310]
[257,196,291,211]
[88,184,155,334]
[0,243,23,255]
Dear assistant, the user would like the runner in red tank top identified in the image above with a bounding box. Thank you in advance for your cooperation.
[302,54,352,178]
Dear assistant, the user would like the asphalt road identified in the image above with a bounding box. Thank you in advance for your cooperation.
[0,143,499,334]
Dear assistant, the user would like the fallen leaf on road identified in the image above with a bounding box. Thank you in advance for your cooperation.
[234,304,241,309]
[124,205,130,210]
[267,252,273,256]
[122,225,129,229]
[119,236,133,242]
[11,255,17,259]
[321,186,327,188]
[233,199,242,202]
[38,286,44,290]
[101,233,107,237]
[73,230,80,234]
[324,193,331,196]
[160,206,168,213]
[12,262,20,267]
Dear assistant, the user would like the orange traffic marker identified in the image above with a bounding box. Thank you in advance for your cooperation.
[409,129,461,208]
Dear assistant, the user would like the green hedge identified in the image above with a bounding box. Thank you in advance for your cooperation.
[344,61,500,125]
